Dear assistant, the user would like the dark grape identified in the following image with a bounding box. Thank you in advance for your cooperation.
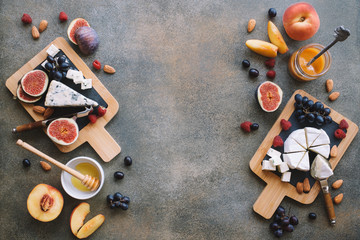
[115,201,121,208]
[323,108,331,116]
[316,115,324,126]
[290,215,299,225]
[304,100,314,109]
[119,203,129,210]
[306,113,315,123]
[110,202,116,209]
[45,62,54,71]
[280,216,290,226]
[120,196,130,204]
[273,214,282,223]
[114,171,124,179]
[242,59,250,68]
[283,224,294,232]
[106,194,114,203]
[325,116,333,124]
[294,94,302,104]
[46,55,55,63]
[124,156,133,166]
[268,8,277,17]
[250,123,259,130]
[295,109,303,117]
[302,96,309,105]
[274,229,283,238]
[249,68,259,77]
[114,192,123,201]
[297,114,306,123]
[309,212,317,220]
[59,62,69,70]
[294,103,302,110]
[53,71,63,81]
[57,55,67,65]
[276,206,285,216]
[22,158,31,167]
[270,222,281,231]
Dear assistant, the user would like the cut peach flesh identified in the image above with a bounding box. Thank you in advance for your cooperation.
[76,214,105,239]
[267,21,289,54]
[245,39,278,58]
[70,202,90,235]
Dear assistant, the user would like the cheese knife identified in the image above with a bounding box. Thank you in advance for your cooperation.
[12,106,93,133]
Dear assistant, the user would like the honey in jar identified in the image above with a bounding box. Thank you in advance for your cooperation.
[71,163,99,192]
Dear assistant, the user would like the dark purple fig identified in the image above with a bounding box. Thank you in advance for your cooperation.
[75,26,99,55]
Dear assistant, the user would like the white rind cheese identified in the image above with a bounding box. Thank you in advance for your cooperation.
[45,80,98,107]
[267,148,282,159]
[309,145,330,159]
[291,129,307,149]
[297,151,310,171]
[270,157,282,166]
[305,127,322,148]
[277,162,289,173]
[284,137,306,153]
[283,152,305,169]
[262,160,276,171]
[311,154,333,179]
[311,129,330,147]
[46,44,60,57]
[281,172,291,182]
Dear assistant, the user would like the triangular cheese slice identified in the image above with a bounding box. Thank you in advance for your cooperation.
[290,129,307,149]
[309,145,330,159]
[284,137,306,153]
[296,151,310,171]
[305,127,321,148]
[45,80,98,107]
[283,152,305,169]
[311,154,333,179]
[311,129,330,147]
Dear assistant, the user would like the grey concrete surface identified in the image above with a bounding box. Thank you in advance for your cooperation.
[0,0,359,239]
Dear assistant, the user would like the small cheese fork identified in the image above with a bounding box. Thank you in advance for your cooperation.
[16,139,99,191]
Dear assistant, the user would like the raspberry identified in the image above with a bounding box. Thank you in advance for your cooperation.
[334,129,346,139]
[21,13,32,24]
[273,135,283,147]
[339,119,349,129]
[59,11,68,22]
[88,114,97,123]
[265,58,275,68]
[240,121,252,133]
[97,106,107,117]
[280,119,291,130]
[92,60,101,70]
[266,70,276,79]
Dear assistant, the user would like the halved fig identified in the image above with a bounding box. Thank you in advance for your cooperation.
[16,84,42,103]
[67,18,90,45]
[21,70,49,97]
[257,81,283,112]
[47,118,79,146]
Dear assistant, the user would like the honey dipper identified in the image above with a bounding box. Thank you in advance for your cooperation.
[16,139,100,191]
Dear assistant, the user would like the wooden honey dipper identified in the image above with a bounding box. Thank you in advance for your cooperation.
[16,139,100,191]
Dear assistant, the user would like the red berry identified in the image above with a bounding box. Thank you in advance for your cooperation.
[97,106,107,117]
[88,114,97,123]
[266,70,276,79]
[265,59,275,68]
[92,60,101,70]
[334,129,346,139]
[280,119,292,131]
[339,119,349,129]
[273,135,283,147]
[21,13,32,24]
[59,11,68,22]
[240,121,252,133]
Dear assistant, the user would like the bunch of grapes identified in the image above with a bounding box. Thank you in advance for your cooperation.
[269,206,298,238]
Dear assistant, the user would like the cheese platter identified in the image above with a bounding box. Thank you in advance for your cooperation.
[6,37,121,162]
[249,89,358,219]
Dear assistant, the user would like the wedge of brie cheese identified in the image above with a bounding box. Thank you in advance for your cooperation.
[283,152,305,169]
[296,151,310,171]
[290,129,307,149]
[284,137,306,153]
[311,129,330,147]
[309,144,330,159]
[305,127,322,148]
[311,154,333,179]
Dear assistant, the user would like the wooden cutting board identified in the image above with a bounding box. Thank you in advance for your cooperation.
[5,37,121,162]
[249,89,358,219]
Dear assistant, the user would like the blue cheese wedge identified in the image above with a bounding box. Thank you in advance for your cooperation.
[267,148,282,159]
[311,154,333,179]
[262,160,276,171]
[311,129,330,147]
[45,80,98,107]
[46,44,60,57]
[81,79,92,90]
[309,145,330,159]
[281,172,291,182]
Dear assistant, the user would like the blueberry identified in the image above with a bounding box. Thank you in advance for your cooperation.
[309,212,317,220]
[250,123,259,130]
[268,8,277,18]
[47,55,55,63]
[106,194,114,204]
[294,102,302,110]
[22,158,31,167]
[323,108,331,116]
[316,115,324,125]
[114,171,124,179]
[120,196,130,204]
[295,109,304,117]
[269,222,281,231]
[302,96,309,105]
[45,62,54,71]
[114,192,123,201]
[290,215,299,225]
[119,203,129,210]
[306,113,315,123]
[275,206,285,216]
[249,68,259,77]
[57,55,67,65]
[273,229,283,238]
[124,156,133,166]
[294,94,302,104]
[59,62,69,70]
[53,71,63,81]
[325,116,333,124]
[297,114,306,123]
[242,59,250,68]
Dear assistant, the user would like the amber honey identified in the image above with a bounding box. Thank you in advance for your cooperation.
[71,163,99,192]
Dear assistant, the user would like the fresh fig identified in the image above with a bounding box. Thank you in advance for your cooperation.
[75,26,99,55]
[67,18,90,45]
[21,70,49,97]
[256,81,283,112]
[16,84,41,103]
[47,118,79,146]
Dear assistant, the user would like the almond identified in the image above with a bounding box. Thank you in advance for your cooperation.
[40,161,51,171]
[43,107,54,119]
[303,178,310,193]
[39,20,48,33]
[32,26,40,39]
[330,145,338,158]
[329,92,340,101]
[326,79,333,92]
[33,106,46,114]
[247,19,256,33]
[333,193,343,204]
[296,182,303,194]
[332,179,343,189]
[103,65,116,74]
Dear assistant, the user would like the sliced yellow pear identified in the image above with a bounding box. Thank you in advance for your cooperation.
[267,21,289,54]
[70,202,90,236]
[76,214,105,239]
[245,39,278,58]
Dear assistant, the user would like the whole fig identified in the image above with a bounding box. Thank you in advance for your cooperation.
[75,26,99,55]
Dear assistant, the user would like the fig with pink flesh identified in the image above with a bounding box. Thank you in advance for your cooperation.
[47,118,79,146]
[75,26,99,55]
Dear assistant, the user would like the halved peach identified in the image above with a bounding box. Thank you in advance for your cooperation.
[76,214,105,239]
[27,184,64,222]
[268,21,289,54]
[245,39,278,58]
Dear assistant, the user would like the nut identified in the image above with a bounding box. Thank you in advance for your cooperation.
[326,79,333,92]
[330,145,338,158]
[31,26,40,39]
[40,161,51,171]
[103,65,116,74]
[40,194,54,212]
[247,19,256,33]
[332,179,343,189]
[43,107,54,119]
[296,182,303,194]
[333,193,343,204]
[329,92,340,101]
[33,106,46,114]
[303,178,310,193]
[39,20,48,33]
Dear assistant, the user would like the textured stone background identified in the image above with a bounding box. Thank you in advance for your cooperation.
[0,0,359,239]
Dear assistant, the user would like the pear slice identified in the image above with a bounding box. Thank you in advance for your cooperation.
[267,21,289,54]
[245,39,278,58]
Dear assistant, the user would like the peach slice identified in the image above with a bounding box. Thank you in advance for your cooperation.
[245,39,278,58]
[70,202,90,235]
[268,21,289,54]
[76,214,105,239]
[27,184,64,222]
